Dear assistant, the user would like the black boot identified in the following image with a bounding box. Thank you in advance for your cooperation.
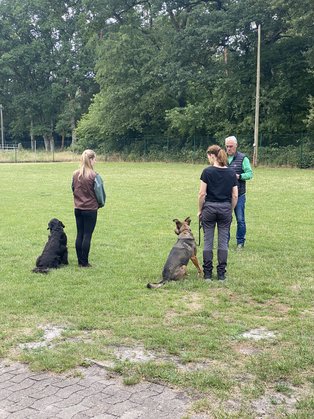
[217,249,228,280]
[203,250,213,280]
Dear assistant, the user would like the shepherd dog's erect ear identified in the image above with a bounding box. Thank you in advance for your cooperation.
[59,221,65,228]
[173,218,182,235]
[184,217,191,225]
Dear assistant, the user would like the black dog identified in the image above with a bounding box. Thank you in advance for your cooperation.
[32,219,68,273]
[147,217,203,289]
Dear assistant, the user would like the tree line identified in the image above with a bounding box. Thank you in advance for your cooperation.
[0,0,313,153]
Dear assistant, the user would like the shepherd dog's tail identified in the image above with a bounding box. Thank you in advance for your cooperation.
[147,280,165,289]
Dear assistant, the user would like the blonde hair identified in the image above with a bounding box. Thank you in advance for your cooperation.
[78,149,96,179]
[207,145,228,167]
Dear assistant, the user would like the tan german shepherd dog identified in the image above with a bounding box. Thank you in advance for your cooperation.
[147,217,203,289]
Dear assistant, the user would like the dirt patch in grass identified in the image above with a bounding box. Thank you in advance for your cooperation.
[18,324,66,350]
[182,292,204,312]
[241,327,277,341]
[232,342,262,356]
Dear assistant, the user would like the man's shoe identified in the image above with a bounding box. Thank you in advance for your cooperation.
[217,274,226,281]
[236,244,244,251]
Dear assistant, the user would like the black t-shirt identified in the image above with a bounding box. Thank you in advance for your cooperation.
[200,166,237,203]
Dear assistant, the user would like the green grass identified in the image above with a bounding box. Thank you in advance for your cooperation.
[0,161,313,417]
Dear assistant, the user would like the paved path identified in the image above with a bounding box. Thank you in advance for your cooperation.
[0,361,206,418]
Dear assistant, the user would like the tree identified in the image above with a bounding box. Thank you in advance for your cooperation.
[0,0,97,149]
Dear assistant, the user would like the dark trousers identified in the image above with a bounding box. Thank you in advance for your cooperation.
[202,202,232,276]
[74,209,97,266]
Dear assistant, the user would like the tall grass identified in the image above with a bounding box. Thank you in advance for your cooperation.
[0,162,313,417]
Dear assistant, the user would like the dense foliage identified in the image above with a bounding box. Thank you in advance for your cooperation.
[0,0,313,152]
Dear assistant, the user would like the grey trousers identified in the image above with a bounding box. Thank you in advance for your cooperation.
[202,201,232,276]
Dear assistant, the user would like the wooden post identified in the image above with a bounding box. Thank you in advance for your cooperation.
[253,24,261,167]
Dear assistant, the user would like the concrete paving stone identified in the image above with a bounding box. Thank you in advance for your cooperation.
[137,396,188,416]
[83,401,112,417]
[25,405,62,418]
[103,390,133,405]
[157,387,184,401]
[26,383,61,399]
[0,364,25,374]
[125,382,151,393]
[83,380,114,393]
[0,373,14,382]
[52,377,82,389]
[0,361,208,419]
[80,393,113,408]
[79,403,115,417]
[4,395,35,411]
[10,372,33,384]
[7,391,31,403]
[157,397,187,413]
[31,395,64,411]
[4,407,38,418]
[0,400,16,412]
[13,382,56,399]
[129,389,165,404]
[107,400,139,416]
[146,383,165,394]
[6,377,37,392]
[77,366,106,380]
[0,390,14,402]
[101,383,131,396]
[28,373,60,383]
[55,383,87,399]
[119,409,142,419]
[0,381,13,390]
[52,388,98,409]
[136,407,176,419]
[0,409,10,419]
[55,402,90,419]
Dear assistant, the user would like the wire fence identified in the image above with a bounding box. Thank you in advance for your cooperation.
[0,133,313,168]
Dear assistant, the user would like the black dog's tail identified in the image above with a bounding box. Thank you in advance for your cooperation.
[32,267,49,274]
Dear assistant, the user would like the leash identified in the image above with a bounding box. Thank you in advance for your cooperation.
[197,216,202,246]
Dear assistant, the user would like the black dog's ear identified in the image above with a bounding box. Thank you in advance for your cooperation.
[184,217,191,225]
[173,218,182,235]
[60,221,65,228]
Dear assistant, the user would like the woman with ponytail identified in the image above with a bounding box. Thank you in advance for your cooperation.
[198,145,238,281]
[72,149,104,267]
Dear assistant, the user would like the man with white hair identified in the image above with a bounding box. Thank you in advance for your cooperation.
[225,136,253,250]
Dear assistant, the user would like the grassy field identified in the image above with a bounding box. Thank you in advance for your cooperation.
[0,161,313,417]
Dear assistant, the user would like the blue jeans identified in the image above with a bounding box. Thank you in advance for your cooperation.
[234,194,246,245]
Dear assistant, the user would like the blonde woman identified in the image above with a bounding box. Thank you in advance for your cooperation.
[198,145,238,281]
[72,149,102,267]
